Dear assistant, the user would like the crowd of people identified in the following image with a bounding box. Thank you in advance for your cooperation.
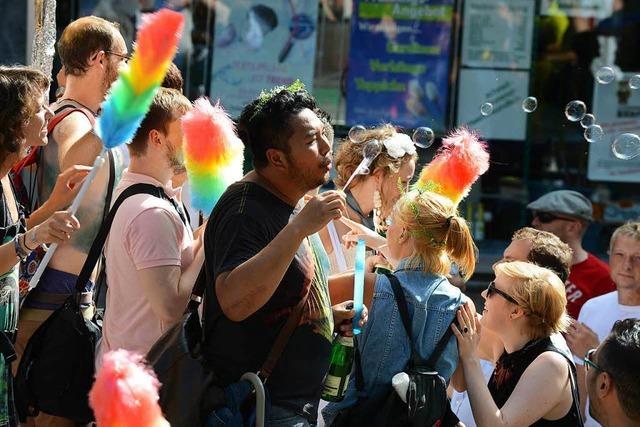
[0,14,638,427]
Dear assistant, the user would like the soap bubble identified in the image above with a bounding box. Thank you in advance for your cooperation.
[565,100,587,122]
[596,66,615,84]
[522,97,537,113]
[348,125,366,143]
[580,114,595,129]
[362,139,382,160]
[412,127,435,148]
[480,102,493,116]
[612,133,640,160]
[584,125,604,143]
[629,75,640,90]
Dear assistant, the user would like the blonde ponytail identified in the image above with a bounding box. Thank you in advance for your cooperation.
[445,215,476,280]
[395,190,477,279]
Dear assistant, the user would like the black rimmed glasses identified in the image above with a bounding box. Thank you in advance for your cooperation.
[486,281,519,305]
[105,50,132,64]
[584,348,605,372]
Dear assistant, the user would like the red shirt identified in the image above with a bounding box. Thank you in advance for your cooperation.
[565,253,615,319]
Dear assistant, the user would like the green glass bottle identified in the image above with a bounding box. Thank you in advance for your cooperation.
[321,334,355,402]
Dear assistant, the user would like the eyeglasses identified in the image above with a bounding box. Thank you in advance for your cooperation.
[105,50,132,64]
[534,211,575,224]
[486,281,519,305]
[584,348,605,373]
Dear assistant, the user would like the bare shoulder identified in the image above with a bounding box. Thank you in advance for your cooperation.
[52,111,93,144]
[529,350,570,378]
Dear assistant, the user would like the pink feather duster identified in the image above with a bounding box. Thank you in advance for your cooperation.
[90,350,169,427]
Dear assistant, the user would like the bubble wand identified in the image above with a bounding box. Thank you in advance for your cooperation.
[28,9,184,289]
[352,239,366,334]
[328,139,382,272]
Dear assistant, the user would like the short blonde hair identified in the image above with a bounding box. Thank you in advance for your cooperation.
[395,190,476,280]
[494,261,571,339]
[609,222,640,253]
[333,124,417,187]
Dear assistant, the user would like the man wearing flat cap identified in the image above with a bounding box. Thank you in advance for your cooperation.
[528,190,614,320]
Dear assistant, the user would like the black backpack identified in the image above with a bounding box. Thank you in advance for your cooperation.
[332,273,459,427]
[14,183,181,423]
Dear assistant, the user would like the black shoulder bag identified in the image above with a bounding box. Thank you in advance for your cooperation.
[332,273,459,427]
[15,183,172,423]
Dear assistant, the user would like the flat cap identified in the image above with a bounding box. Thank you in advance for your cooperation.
[527,190,593,222]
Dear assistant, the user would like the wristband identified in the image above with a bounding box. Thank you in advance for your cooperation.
[24,228,38,251]
[13,235,28,261]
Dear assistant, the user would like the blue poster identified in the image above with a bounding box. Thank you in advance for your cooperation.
[346,0,454,131]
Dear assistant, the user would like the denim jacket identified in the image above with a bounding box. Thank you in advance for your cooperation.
[323,260,464,425]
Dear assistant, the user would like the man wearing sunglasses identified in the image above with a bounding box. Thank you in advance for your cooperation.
[583,319,640,427]
[528,190,614,319]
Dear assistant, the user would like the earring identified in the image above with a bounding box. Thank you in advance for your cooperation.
[373,190,387,235]
[373,190,382,210]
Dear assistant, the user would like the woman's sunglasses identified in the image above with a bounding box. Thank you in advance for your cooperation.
[534,211,575,224]
[486,281,519,305]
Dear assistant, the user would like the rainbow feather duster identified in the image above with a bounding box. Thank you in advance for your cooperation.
[96,9,184,148]
[416,128,489,204]
[90,350,169,427]
[182,98,244,214]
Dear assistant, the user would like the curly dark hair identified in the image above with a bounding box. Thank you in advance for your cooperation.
[237,87,317,169]
[0,66,49,159]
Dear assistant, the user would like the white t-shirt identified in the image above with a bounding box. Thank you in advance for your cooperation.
[575,291,640,427]
[451,358,495,427]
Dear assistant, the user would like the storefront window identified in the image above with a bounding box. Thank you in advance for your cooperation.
[28,0,640,278]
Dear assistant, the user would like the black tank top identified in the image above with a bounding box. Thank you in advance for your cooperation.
[488,337,583,427]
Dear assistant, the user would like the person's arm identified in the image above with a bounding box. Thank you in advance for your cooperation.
[0,239,20,275]
[328,271,376,308]
[465,351,570,427]
[138,246,204,323]
[216,191,346,322]
[26,165,90,228]
[125,207,203,323]
[52,112,96,170]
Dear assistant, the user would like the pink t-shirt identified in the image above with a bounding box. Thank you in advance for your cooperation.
[96,170,194,365]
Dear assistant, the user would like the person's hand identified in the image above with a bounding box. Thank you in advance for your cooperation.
[339,216,387,250]
[30,211,80,246]
[45,165,91,211]
[292,191,346,237]
[365,254,387,272]
[332,300,369,337]
[451,302,481,360]
[566,321,600,359]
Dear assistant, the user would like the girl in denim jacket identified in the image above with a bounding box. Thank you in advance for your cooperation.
[324,189,477,425]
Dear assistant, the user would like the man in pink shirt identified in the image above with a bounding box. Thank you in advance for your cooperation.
[96,88,204,365]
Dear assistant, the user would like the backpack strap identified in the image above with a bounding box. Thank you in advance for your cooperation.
[74,183,176,295]
[92,149,117,309]
[385,273,448,367]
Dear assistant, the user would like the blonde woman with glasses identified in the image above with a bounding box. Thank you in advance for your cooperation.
[452,261,583,427]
